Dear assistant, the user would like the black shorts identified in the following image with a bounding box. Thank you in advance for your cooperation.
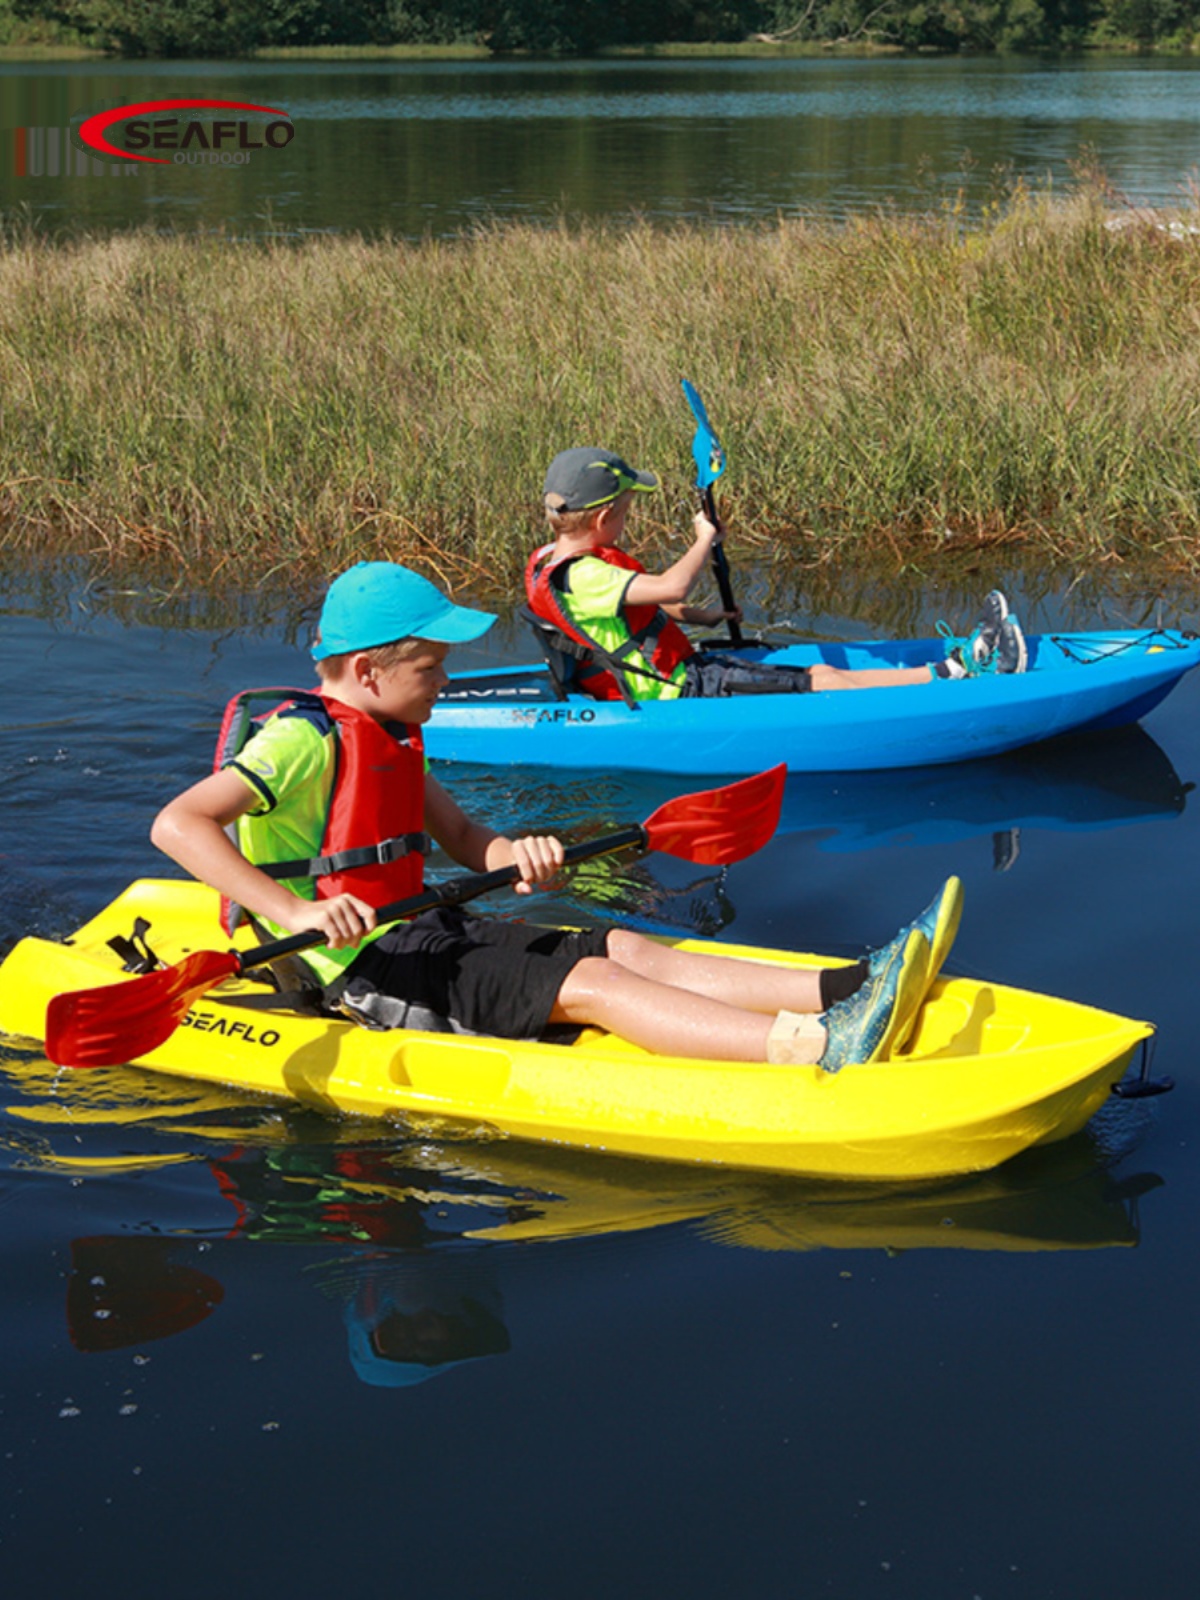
[335,905,611,1038]
[681,652,812,697]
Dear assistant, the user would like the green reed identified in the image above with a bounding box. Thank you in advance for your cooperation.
[2,185,1200,601]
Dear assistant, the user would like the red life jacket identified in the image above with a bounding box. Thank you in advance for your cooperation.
[523,543,694,703]
[214,687,430,934]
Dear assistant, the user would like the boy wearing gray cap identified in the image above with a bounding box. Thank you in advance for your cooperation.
[527,447,1026,702]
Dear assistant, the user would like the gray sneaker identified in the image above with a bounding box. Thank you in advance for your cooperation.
[996,613,1028,673]
[936,589,1009,677]
[821,928,930,1075]
[968,589,1009,667]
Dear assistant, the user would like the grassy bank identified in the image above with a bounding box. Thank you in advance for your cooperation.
[2,189,1200,600]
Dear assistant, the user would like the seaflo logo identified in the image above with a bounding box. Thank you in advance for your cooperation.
[73,97,294,166]
[181,1008,282,1046]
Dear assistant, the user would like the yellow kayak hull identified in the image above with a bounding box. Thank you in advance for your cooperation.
[0,880,1153,1183]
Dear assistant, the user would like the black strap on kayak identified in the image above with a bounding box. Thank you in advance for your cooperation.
[519,605,582,701]
[106,917,162,974]
[256,831,432,883]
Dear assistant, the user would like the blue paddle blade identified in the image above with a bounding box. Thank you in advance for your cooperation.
[681,378,725,491]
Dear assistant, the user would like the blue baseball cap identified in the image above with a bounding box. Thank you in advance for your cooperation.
[312,561,495,660]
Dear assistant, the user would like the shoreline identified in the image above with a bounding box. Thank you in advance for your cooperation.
[0,41,1196,64]
[2,543,1193,642]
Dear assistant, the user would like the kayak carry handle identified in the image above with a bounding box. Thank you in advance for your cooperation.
[1111,1037,1174,1098]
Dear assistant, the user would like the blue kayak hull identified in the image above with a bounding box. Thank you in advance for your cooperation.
[427,629,1200,775]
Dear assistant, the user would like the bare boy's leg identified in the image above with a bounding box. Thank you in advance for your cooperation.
[549,957,815,1063]
[604,928,825,1014]
[810,664,936,690]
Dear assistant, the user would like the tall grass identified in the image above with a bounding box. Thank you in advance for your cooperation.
[2,185,1200,600]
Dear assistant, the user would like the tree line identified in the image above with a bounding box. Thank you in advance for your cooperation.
[6,0,1198,56]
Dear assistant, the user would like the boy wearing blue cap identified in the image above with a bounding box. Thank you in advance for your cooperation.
[527,448,1027,702]
[152,560,959,1071]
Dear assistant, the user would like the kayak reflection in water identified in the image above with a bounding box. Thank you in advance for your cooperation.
[57,1133,1162,1380]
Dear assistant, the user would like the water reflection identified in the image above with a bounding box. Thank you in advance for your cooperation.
[442,722,1191,932]
[1,1047,1163,1385]
[778,724,1192,871]
[4,56,1200,237]
[67,1235,225,1353]
[51,1135,1161,1384]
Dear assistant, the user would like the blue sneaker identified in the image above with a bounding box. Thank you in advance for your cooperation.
[916,875,963,987]
[868,877,962,982]
[820,927,930,1075]
[867,876,964,1052]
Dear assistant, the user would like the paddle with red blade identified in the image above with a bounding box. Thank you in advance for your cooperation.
[47,764,786,1070]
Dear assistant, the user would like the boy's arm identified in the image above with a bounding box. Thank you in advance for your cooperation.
[150,769,379,948]
[663,600,743,627]
[425,773,563,895]
[623,510,722,608]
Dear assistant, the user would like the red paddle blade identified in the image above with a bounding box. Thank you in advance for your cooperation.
[46,948,242,1070]
[642,763,786,865]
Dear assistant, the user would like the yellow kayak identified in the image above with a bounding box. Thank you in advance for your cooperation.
[0,879,1153,1183]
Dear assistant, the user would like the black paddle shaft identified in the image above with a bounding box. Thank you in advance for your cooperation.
[701,485,745,648]
[235,825,649,975]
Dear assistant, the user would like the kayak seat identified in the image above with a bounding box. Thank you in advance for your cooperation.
[519,606,643,708]
[331,977,470,1034]
[518,604,585,701]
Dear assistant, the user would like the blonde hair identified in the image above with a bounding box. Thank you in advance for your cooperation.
[544,500,606,536]
[316,636,427,682]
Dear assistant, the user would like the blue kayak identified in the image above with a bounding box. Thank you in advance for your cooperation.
[427,628,1200,775]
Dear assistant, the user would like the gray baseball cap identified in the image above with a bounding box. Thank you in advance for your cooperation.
[543,447,658,513]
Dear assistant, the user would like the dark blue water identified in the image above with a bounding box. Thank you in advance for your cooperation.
[3,567,1200,1596]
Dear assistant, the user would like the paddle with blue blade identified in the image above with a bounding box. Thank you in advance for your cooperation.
[46,764,787,1069]
[682,378,744,648]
